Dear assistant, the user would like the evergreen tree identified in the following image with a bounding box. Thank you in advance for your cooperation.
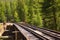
[42,0,57,30]
[0,0,59,31]
[56,0,60,31]
[14,11,20,22]
[0,1,6,22]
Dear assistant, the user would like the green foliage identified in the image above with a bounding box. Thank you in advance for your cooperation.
[14,11,20,22]
[0,0,60,31]
[0,1,6,22]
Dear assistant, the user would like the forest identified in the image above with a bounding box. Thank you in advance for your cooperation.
[0,0,60,31]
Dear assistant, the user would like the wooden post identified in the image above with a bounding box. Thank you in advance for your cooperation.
[3,22,7,30]
[12,30,19,40]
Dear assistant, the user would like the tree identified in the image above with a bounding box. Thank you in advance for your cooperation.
[14,11,20,22]
[42,0,57,30]
[55,0,60,31]
[0,1,6,22]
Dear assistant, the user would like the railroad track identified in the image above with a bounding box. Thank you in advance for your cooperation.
[15,22,60,40]
[14,24,48,40]
[1,23,60,40]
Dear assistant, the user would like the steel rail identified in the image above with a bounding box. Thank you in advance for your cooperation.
[18,23,60,40]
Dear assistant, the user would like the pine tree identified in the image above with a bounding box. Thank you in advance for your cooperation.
[42,0,57,30]
[55,0,60,31]
[14,11,20,22]
[0,1,6,22]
